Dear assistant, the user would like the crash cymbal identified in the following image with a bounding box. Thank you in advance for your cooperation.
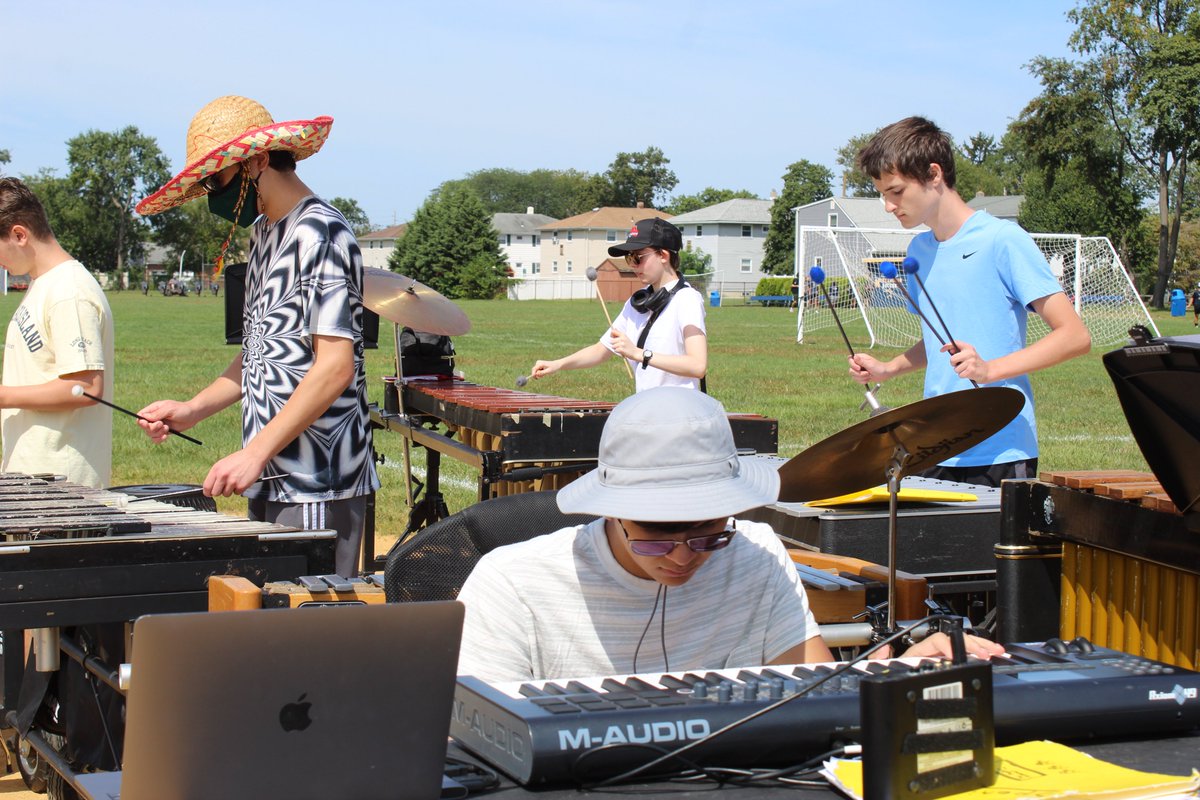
[778,386,1024,503]
[362,268,471,336]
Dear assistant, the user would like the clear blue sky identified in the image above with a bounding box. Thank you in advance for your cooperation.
[3,0,1078,228]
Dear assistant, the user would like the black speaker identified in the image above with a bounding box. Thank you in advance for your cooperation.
[223,262,378,349]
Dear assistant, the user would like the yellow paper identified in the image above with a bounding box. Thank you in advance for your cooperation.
[806,485,977,508]
[822,740,1199,800]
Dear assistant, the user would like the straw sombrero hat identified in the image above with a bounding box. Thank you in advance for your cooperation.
[137,95,332,216]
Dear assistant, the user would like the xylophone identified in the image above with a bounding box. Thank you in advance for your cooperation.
[381,379,779,499]
[451,641,1200,785]
[998,471,1199,670]
[0,474,336,631]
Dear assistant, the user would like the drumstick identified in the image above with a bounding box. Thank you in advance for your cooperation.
[809,266,886,413]
[587,267,635,381]
[71,385,204,445]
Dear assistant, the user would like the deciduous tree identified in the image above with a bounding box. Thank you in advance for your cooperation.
[1068,0,1200,307]
[330,196,373,236]
[835,132,880,197]
[604,146,678,208]
[665,187,759,215]
[65,126,172,272]
[762,160,834,275]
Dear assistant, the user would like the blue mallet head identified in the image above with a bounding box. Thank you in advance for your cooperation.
[879,261,898,280]
[809,266,826,284]
[902,257,920,274]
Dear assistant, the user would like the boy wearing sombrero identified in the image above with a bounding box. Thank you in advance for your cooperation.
[136,96,379,576]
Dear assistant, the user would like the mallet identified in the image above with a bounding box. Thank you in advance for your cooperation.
[809,266,886,413]
[586,266,635,381]
[71,385,204,445]
[124,474,290,504]
[881,260,979,389]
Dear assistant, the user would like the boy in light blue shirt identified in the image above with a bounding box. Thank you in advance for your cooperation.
[848,116,1091,486]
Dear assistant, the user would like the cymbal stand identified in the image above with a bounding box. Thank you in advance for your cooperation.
[390,322,448,540]
[884,441,912,635]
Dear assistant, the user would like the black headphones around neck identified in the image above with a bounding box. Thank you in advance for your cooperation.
[631,277,689,315]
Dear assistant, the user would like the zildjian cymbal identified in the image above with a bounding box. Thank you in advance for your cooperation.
[362,268,472,336]
[777,386,1025,503]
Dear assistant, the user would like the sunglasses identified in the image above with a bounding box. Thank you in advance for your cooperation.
[624,250,657,266]
[620,521,736,557]
[200,166,240,196]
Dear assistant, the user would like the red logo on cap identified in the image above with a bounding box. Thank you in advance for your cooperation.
[629,225,639,237]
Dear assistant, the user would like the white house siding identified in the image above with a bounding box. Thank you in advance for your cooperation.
[538,230,616,278]
[360,238,398,270]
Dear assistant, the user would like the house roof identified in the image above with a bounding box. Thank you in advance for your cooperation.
[360,223,408,241]
[794,196,922,253]
[967,194,1024,219]
[492,212,557,235]
[540,206,673,231]
[669,198,773,225]
[595,256,636,275]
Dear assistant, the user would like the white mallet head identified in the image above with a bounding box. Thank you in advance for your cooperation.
[515,375,528,387]
[71,385,84,398]
[585,266,599,281]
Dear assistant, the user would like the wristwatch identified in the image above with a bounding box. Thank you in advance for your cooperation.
[641,349,654,369]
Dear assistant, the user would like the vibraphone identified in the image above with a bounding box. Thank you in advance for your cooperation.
[376,379,779,499]
[997,471,1198,670]
[0,473,336,716]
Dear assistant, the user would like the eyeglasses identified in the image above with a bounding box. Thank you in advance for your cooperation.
[620,521,736,557]
[624,250,657,266]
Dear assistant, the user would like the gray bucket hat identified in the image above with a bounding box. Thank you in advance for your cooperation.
[557,387,780,521]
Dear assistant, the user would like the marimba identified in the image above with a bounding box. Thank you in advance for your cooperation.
[375,379,779,499]
[997,471,1198,670]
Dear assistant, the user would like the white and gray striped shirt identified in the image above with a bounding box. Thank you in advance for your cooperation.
[457,519,818,683]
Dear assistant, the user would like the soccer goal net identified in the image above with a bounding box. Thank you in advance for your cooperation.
[795,226,1157,349]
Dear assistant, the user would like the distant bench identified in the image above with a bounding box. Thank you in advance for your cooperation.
[748,295,792,307]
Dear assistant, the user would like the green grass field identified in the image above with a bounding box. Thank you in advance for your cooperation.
[0,288,1191,550]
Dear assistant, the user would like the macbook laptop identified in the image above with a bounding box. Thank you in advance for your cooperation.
[76,601,464,800]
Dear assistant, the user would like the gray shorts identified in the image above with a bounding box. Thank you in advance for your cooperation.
[247,494,369,578]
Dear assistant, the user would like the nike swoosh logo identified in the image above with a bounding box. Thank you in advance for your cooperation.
[962,251,978,259]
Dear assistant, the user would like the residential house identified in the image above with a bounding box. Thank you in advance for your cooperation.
[538,205,673,281]
[793,196,921,262]
[494,208,557,278]
[359,224,408,270]
[670,199,773,287]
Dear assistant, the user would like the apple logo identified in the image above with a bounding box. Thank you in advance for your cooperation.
[279,693,313,732]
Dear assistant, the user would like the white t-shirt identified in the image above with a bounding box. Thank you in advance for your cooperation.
[602,280,706,392]
[2,260,113,488]
[456,518,819,683]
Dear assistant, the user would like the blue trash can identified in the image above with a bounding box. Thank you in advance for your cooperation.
[709,291,721,308]
[1170,288,1186,316]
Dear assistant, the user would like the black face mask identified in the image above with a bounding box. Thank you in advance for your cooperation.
[206,166,260,228]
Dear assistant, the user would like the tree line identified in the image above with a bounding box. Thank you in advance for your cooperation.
[3,1,1199,304]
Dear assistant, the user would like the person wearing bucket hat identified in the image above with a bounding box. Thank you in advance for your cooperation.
[134,96,379,577]
[456,388,1003,682]
[0,177,114,489]
[529,217,708,393]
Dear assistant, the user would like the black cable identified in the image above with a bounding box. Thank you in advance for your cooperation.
[659,587,669,674]
[631,585,663,675]
[585,614,956,788]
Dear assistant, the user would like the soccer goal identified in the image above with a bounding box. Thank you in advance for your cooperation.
[795,226,1158,349]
